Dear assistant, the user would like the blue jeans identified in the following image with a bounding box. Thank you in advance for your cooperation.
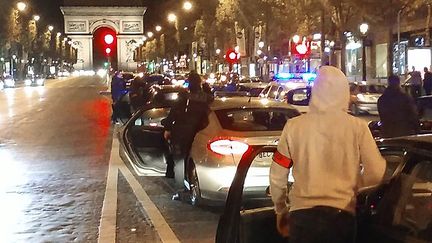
[289,206,356,243]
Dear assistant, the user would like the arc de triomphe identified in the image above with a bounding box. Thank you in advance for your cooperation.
[61,5,146,71]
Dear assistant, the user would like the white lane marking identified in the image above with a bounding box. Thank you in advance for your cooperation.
[98,138,120,243]
[117,148,180,243]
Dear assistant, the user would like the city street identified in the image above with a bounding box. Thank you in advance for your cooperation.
[0,75,380,242]
[0,76,221,242]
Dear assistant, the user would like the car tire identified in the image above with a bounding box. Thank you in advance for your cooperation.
[188,162,202,206]
[351,103,360,116]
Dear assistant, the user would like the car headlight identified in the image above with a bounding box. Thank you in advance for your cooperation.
[36,79,44,85]
[25,79,32,86]
[5,79,15,87]
[356,94,366,102]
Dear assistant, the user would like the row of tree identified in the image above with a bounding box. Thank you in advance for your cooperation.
[0,2,77,78]
[139,0,431,75]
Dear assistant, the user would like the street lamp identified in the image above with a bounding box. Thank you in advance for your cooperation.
[33,15,40,21]
[359,22,369,81]
[215,49,221,55]
[48,25,54,31]
[57,32,61,37]
[183,1,193,11]
[167,13,177,23]
[17,2,27,12]
[258,41,265,49]
[147,32,154,38]
[155,25,162,32]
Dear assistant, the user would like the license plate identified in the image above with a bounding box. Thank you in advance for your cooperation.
[258,152,273,159]
[253,152,273,167]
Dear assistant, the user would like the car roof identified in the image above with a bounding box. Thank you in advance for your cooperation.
[152,85,185,92]
[378,134,432,153]
[210,97,297,111]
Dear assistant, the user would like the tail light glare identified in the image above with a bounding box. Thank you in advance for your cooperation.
[207,138,249,156]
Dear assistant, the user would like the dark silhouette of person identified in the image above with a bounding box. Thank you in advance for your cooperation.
[423,67,432,96]
[111,71,128,123]
[161,72,213,178]
[378,75,420,138]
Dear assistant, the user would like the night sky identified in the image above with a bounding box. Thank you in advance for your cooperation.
[25,0,173,33]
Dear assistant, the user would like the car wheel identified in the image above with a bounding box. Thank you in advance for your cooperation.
[188,162,201,206]
[351,103,360,116]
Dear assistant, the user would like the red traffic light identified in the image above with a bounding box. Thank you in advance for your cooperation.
[225,49,240,63]
[104,34,114,45]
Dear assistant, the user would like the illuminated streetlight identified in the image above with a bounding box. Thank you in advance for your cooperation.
[48,25,54,31]
[147,32,154,38]
[33,15,40,21]
[215,49,221,55]
[257,50,263,55]
[155,25,162,32]
[258,41,265,48]
[183,1,193,11]
[359,23,369,35]
[57,32,61,37]
[168,13,177,23]
[17,2,27,12]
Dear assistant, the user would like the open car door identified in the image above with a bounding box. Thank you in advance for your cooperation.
[119,104,171,176]
[216,145,287,243]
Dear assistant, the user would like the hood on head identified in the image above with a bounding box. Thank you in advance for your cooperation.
[309,66,349,113]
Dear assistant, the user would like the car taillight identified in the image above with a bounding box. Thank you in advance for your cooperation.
[207,138,249,156]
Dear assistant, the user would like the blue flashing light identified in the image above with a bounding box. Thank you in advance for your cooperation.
[276,72,294,80]
[302,73,317,81]
[183,81,189,88]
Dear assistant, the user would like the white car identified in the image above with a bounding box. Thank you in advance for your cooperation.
[260,81,310,113]
[119,97,299,205]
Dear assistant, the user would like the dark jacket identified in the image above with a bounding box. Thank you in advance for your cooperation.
[424,71,432,92]
[111,76,127,102]
[162,90,214,145]
[377,86,420,138]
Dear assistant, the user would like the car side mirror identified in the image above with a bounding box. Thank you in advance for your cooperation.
[266,186,271,197]
[286,88,311,106]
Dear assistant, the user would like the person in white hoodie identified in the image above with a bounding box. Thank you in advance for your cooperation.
[270,66,386,243]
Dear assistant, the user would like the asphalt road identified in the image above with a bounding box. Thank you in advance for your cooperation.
[0,77,379,242]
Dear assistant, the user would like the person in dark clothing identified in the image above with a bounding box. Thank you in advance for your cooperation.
[378,75,420,138]
[111,72,128,123]
[409,66,423,98]
[161,72,214,178]
[424,67,432,96]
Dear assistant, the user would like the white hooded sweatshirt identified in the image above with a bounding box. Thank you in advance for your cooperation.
[270,66,386,214]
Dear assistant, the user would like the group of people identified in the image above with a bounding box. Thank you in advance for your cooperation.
[407,66,432,97]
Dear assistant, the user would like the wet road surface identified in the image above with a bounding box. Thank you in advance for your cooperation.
[0,77,379,242]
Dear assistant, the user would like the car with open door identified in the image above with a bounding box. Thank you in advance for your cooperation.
[215,135,432,243]
[118,97,300,206]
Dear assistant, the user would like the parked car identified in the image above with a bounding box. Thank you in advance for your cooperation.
[24,75,45,86]
[260,81,311,113]
[238,78,268,97]
[215,135,432,243]
[349,83,386,115]
[3,76,15,88]
[118,97,300,206]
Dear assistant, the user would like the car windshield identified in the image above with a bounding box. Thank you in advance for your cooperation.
[215,108,299,131]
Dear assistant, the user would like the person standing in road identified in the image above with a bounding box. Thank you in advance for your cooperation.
[424,67,432,96]
[378,75,420,138]
[409,66,423,98]
[111,71,128,123]
[270,66,386,243]
[162,72,214,178]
